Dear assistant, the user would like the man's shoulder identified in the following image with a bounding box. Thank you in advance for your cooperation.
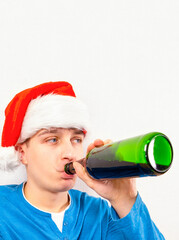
[0,184,20,198]
[68,189,110,220]
[69,189,109,207]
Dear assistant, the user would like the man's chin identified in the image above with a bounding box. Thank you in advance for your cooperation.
[58,177,77,192]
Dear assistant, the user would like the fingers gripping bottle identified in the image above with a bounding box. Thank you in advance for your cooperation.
[65,132,173,179]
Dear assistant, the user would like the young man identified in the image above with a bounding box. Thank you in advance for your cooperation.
[0,81,165,239]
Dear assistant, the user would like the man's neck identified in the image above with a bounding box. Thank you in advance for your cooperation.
[23,181,70,213]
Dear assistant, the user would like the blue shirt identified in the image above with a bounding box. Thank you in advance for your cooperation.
[0,183,165,240]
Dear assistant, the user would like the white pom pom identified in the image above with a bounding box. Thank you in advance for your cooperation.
[0,146,21,171]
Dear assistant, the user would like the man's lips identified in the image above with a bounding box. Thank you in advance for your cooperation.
[60,171,76,179]
[55,164,76,179]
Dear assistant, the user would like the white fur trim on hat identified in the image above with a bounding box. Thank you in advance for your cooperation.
[0,146,20,171]
[18,94,90,143]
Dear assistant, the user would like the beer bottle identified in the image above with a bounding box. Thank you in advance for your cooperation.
[65,132,173,179]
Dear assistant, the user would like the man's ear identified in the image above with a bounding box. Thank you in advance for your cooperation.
[15,143,28,165]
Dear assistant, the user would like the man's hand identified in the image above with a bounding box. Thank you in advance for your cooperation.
[73,139,137,218]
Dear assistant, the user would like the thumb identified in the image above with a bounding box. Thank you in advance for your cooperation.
[73,161,85,178]
[73,162,95,189]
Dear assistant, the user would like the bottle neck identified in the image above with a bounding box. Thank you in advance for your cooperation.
[64,158,85,175]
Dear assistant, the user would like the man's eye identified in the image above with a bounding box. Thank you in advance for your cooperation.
[73,138,82,143]
[47,138,58,143]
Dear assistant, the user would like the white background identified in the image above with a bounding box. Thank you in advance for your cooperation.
[0,1,179,239]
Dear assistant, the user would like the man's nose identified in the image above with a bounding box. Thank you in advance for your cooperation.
[60,141,76,162]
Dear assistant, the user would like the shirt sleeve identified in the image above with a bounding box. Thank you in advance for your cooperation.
[106,193,165,240]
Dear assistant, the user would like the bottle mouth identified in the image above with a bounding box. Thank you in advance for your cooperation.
[64,162,75,175]
[146,134,173,173]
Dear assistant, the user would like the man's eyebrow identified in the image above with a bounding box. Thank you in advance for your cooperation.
[72,129,85,136]
[37,129,58,137]
[37,128,85,137]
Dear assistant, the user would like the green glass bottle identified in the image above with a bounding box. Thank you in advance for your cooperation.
[65,132,173,179]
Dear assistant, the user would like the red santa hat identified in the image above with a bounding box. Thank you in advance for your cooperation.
[0,81,90,171]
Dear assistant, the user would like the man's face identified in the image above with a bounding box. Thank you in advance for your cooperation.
[19,128,85,193]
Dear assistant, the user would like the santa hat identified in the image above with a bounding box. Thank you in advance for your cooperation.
[0,81,90,171]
